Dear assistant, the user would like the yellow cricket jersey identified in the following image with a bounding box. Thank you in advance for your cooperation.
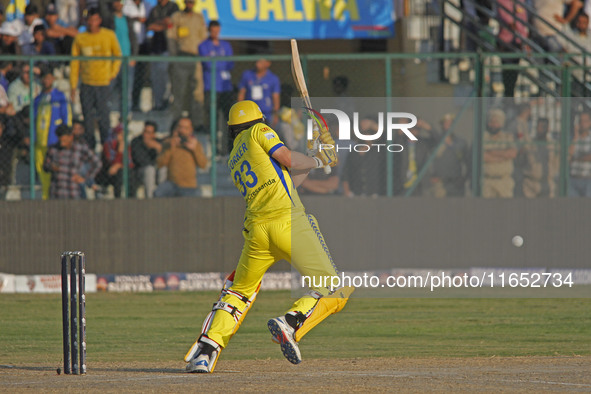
[229,123,304,221]
[70,28,122,88]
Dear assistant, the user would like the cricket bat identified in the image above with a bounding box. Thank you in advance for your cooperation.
[290,39,331,175]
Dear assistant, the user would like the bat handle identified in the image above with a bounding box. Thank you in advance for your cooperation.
[324,165,331,175]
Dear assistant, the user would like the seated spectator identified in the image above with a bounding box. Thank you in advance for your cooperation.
[154,117,208,198]
[533,0,582,52]
[22,24,57,57]
[0,61,12,91]
[96,123,134,198]
[0,21,22,54]
[8,63,41,112]
[568,112,591,196]
[44,3,78,55]
[0,77,16,116]
[72,118,86,144]
[131,120,163,198]
[19,4,44,48]
[482,109,517,198]
[71,118,91,197]
[42,124,102,199]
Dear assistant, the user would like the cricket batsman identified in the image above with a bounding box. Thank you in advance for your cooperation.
[184,100,352,373]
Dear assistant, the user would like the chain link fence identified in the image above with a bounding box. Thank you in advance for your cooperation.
[0,53,588,200]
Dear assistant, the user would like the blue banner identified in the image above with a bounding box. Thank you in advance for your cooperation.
[192,0,395,39]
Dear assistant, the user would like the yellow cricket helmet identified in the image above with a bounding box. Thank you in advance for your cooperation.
[228,100,264,126]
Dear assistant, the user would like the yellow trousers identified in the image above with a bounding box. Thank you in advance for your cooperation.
[34,146,50,200]
[205,212,338,348]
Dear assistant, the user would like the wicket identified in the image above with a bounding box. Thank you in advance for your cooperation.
[61,251,86,375]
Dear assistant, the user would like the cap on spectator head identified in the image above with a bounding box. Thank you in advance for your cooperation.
[0,21,20,37]
[45,3,57,15]
[56,124,73,137]
[25,4,38,15]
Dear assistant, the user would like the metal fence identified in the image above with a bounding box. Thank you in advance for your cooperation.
[0,52,589,200]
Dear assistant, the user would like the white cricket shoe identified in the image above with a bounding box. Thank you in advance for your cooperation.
[267,316,302,364]
[185,353,212,373]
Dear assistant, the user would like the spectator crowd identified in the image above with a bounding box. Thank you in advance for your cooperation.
[0,0,590,199]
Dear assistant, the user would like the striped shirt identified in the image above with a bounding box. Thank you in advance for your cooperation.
[570,132,591,178]
[43,142,102,199]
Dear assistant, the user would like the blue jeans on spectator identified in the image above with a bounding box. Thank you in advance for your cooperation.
[110,65,135,112]
[568,177,591,197]
[150,53,169,109]
[154,180,199,197]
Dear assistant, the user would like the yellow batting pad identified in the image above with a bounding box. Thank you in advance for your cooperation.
[184,271,262,373]
[294,286,355,342]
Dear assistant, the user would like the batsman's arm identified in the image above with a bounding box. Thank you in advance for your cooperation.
[272,146,322,188]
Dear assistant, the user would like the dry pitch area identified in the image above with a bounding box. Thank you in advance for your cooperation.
[2,357,590,392]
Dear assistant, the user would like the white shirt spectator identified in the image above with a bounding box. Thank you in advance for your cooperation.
[534,0,575,36]
[123,0,147,44]
[18,17,43,46]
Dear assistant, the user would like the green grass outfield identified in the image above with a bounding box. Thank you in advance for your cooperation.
[1,292,589,366]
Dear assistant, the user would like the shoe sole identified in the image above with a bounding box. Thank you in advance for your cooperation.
[186,363,210,373]
[267,319,301,365]
[186,366,209,373]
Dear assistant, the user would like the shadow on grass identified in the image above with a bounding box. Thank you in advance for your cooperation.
[0,365,55,372]
[0,364,184,374]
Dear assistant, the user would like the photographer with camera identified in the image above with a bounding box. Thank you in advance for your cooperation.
[154,116,208,197]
